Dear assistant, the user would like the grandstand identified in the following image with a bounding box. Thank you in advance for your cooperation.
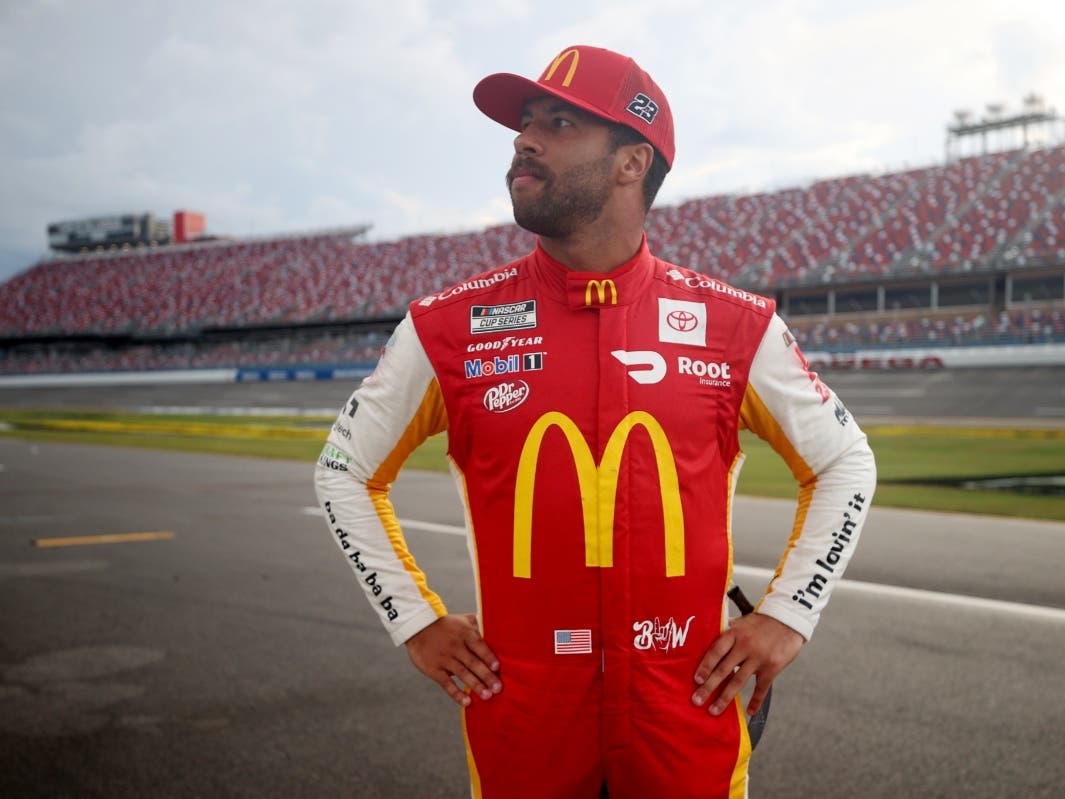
[1,143,1063,377]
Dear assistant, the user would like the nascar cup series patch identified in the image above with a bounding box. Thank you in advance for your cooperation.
[470,300,538,334]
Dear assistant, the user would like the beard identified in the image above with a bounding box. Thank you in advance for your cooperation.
[507,154,615,238]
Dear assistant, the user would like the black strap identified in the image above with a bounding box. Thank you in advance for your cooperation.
[727,584,772,749]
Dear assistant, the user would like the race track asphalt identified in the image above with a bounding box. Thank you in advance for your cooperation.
[1,370,1064,797]
[3,365,1065,427]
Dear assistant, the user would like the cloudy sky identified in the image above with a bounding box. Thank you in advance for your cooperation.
[1,0,1063,284]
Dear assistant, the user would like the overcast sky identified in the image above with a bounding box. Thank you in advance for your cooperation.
[2,0,1063,284]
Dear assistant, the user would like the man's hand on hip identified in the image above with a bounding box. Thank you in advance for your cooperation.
[691,613,804,717]
[405,614,502,707]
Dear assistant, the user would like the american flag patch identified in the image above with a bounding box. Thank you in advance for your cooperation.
[554,629,592,655]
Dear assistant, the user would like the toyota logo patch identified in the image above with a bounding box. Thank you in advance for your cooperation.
[666,309,699,332]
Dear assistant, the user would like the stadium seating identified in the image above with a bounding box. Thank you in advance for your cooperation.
[3,306,1061,375]
[786,306,1065,350]
[1,144,1063,373]
[0,330,388,375]
[1,306,1059,375]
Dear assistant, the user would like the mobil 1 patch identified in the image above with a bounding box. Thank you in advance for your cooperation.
[470,300,538,335]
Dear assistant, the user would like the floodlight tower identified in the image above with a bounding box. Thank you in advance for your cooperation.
[945,94,1063,160]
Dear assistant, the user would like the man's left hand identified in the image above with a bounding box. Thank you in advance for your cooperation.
[691,613,805,716]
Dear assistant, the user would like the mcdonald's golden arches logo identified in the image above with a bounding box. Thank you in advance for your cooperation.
[584,279,618,306]
[543,48,580,87]
[512,411,685,579]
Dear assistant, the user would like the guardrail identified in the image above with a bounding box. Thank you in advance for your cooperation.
[0,343,1063,389]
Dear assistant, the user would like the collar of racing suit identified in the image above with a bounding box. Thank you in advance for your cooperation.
[530,233,658,310]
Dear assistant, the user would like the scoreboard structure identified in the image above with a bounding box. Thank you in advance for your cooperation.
[172,210,206,243]
[46,213,172,253]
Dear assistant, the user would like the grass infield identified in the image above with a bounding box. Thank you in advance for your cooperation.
[2,408,1063,522]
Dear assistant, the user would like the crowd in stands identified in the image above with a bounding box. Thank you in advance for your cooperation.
[0,330,388,376]
[1,145,1063,375]
[0,226,538,337]
[647,146,1065,284]
[787,307,1065,350]
[3,307,1061,376]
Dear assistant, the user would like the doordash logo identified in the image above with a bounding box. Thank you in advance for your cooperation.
[611,350,666,385]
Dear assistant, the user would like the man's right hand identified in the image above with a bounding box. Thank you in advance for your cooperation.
[404,613,502,707]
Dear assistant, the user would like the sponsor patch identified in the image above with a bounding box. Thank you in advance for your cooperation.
[677,356,732,388]
[554,629,593,655]
[791,492,866,611]
[483,380,530,413]
[666,269,769,309]
[658,298,707,346]
[834,401,850,426]
[419,267,520,306]
[318,443,351,472]
[464,351,545,379]
[470,300,538,335]
[633,615,696,653]
[582,279,618,306]
[466,335,544,353]
[792,343,831,404]
[612,349,666,385]
[324,500,399,622]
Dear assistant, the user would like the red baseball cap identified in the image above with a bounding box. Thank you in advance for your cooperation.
[473,45,675,170]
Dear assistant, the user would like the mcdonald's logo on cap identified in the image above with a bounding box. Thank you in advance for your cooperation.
[512,411,685,579]
[473,44,676,169]
[585,279,618,306]
[542,48,580,87]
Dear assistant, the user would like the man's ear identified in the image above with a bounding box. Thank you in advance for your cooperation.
[617,142,655,186]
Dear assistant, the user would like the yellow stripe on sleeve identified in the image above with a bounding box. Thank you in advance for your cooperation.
[722,449,746,632]
[739,384,816,593]
[366,379,449,616]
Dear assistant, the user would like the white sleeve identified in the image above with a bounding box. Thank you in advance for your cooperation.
[313,312,450,645]
[740,313,877,640]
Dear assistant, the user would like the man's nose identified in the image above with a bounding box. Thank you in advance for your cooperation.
[514,126,544,155]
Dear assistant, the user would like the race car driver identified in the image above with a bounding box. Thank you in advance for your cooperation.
[314,44,876,799]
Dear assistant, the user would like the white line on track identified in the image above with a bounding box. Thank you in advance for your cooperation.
[397,518,470,536]
[301,512,1065,624]
[141,406,339,416]
[846,405,895,415]
[835,387,926,398]
[731,565,1065,623]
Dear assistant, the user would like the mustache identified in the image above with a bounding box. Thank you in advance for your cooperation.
[506,156,551,187]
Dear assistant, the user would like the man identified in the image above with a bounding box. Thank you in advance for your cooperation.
[315,45,876,799]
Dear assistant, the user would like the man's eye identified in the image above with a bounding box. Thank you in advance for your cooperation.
[553,117,573,128]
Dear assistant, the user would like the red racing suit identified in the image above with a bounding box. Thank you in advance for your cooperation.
[314,236,876,799]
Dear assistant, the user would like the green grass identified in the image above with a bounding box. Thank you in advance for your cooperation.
[2,409,1063,521]
[735,428,1065,521]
